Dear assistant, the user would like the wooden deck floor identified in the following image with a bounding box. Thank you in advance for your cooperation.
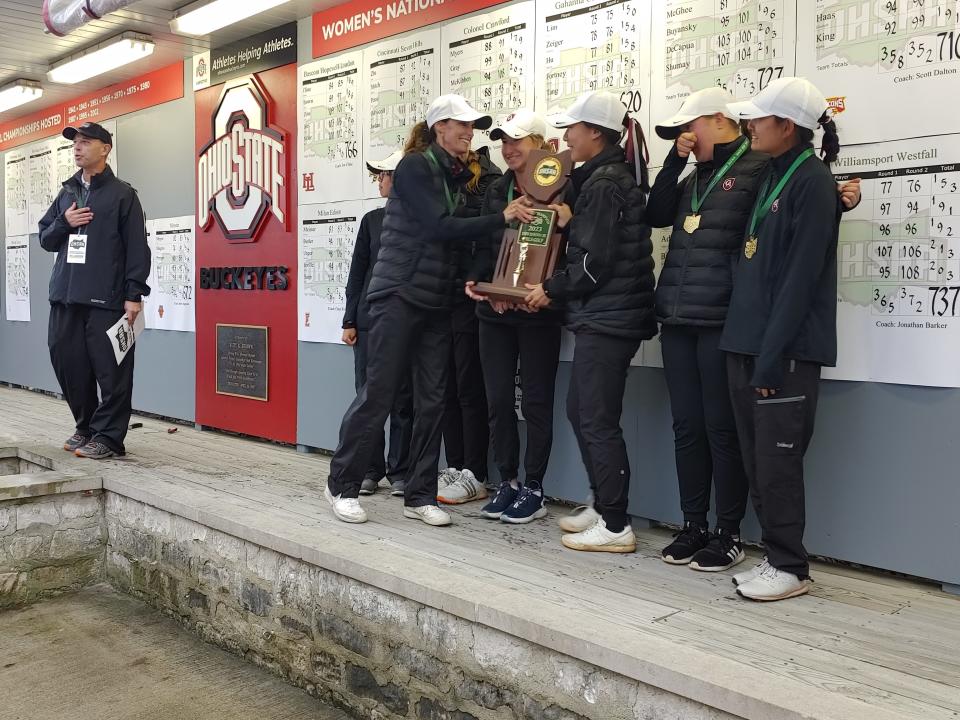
[1,385,958,720]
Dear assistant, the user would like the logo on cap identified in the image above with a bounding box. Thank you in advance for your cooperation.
[197,76,288,243]
[722,177,736,191]
[534,157,562,187]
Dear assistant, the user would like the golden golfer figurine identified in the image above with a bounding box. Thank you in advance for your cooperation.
[476,148,573,303]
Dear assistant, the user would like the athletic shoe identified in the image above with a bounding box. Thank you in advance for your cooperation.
[390,479,405,497]
[74,441,116,460]
[736,565,811,602]
[437,467,461,491]
[689,529,746,572]
[437,468,488,505]
[500,486,547,524]
[557,504,601,533]
[561,518,636,553]
[403,504,452,526]
[732,558,770,587]
[359,477,380,495]
[480,482,519,519]
[324,485,368,524]
[661,522,710,565]
[63,433,90,452]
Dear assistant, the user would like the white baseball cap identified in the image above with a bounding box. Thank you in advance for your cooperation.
[727,77,828,131]
[489,109,547,141]
[426,94,492,130]
[546,91,627,132]
[655,87,737,139]
[366,149,404,174]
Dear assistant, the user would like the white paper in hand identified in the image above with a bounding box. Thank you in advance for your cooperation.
[106,311,145,365]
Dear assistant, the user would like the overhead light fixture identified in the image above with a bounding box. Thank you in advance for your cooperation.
[0,80,43,113]
[47,33,155,85]
[171,0,294,37]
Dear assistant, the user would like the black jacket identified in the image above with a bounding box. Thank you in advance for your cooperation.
[648,139,770,327]
[342,207,384,330]
[473,169,563,328]
[720,142,843,388]
[543,146,657,340]
[39,166,150,311]
[366,143,506,311]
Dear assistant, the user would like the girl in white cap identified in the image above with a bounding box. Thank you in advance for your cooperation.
[325,95,533,528]
[341,150,413,498]
[720,77,845,601]
[524,90,657,553]
[463,109,564,523]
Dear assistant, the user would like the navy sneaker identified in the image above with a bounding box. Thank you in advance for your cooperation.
[480,482,519,520]
[500,485,547,524]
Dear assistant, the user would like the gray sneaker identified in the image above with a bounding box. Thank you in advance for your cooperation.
[390,479,405,496]
[359,477,380,495]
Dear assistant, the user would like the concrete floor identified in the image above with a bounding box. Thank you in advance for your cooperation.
[0,587,351,720]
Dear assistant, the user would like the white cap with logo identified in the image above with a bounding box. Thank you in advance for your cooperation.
[727,77,828,131]
[546,91,627,132]
[426,94,493,130]
[489,109,547,141]
[366,149,405,174]
[655,87,737,139]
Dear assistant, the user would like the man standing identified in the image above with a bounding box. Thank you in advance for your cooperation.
[38,121,150,460]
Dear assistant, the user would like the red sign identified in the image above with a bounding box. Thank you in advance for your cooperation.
[0,62,184,151]
[194,65,298,444]
[312,0,509,56]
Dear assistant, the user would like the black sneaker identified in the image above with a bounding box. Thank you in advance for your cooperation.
[74,441,116,460]
[359,477,380,495]
[480,482,519,520]
[661,522,710,565]
[500,485,547,524]
[689,529,746,572]
[63,433,90,452]
[390,479,405,497]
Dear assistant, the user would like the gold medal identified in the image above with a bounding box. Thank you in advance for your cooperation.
[744,235,758,260]
[683,214,701,234]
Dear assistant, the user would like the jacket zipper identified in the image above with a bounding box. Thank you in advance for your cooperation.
[756,395,805,405]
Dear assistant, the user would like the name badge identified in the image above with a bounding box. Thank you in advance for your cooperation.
[67,234,87,264]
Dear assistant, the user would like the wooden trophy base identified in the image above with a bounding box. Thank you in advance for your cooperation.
[475,217,563,305]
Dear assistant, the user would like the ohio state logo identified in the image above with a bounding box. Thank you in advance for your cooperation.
[197,76,287,242]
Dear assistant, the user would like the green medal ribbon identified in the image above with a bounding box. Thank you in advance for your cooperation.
[744,147,815,259]
[424,148,461,214]
[690,136,750,213]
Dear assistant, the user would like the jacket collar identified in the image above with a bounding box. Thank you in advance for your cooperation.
[428,143,474,187]
[64,164,115,193]
[699,136,750,170]
[571,145,624,190]
[771,141,814,175]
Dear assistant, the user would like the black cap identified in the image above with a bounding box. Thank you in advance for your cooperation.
[63,121,112,145]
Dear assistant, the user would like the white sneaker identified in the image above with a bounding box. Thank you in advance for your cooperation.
[736,564,810,602]
[732,558,770,587]
[403,504,452,526]
[437,468,488,504]
[557,504,601,533]
[324,485,368,524]
[561,518,636,553]
[437,467,461,490]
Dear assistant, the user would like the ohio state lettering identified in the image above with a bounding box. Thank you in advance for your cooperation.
[197,76,288,242]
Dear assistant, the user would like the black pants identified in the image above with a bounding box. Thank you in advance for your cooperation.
[329,295,449,506]
[48,303,135,454]
[353,330,413,483]
[441,304,489,481]
[566,332,640,533]
[479,320,561,487]
[661,325,748,531]
[727,354,821,578]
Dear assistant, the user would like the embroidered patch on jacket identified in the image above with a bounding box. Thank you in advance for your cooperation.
[722,177,736,191]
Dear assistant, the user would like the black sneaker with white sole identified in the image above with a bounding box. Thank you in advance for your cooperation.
[689,529,746,572]
[661,522,710,565]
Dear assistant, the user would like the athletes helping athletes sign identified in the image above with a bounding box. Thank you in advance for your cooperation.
[197,76,288,242]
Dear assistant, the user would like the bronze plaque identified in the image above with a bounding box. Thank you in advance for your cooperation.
[475,149,573,303]
[216,324,268,401]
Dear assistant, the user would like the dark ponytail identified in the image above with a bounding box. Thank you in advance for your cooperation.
[817,111,840,166]
[404,121,435,155]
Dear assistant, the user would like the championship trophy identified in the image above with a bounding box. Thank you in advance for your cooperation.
[475,148,573,303]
